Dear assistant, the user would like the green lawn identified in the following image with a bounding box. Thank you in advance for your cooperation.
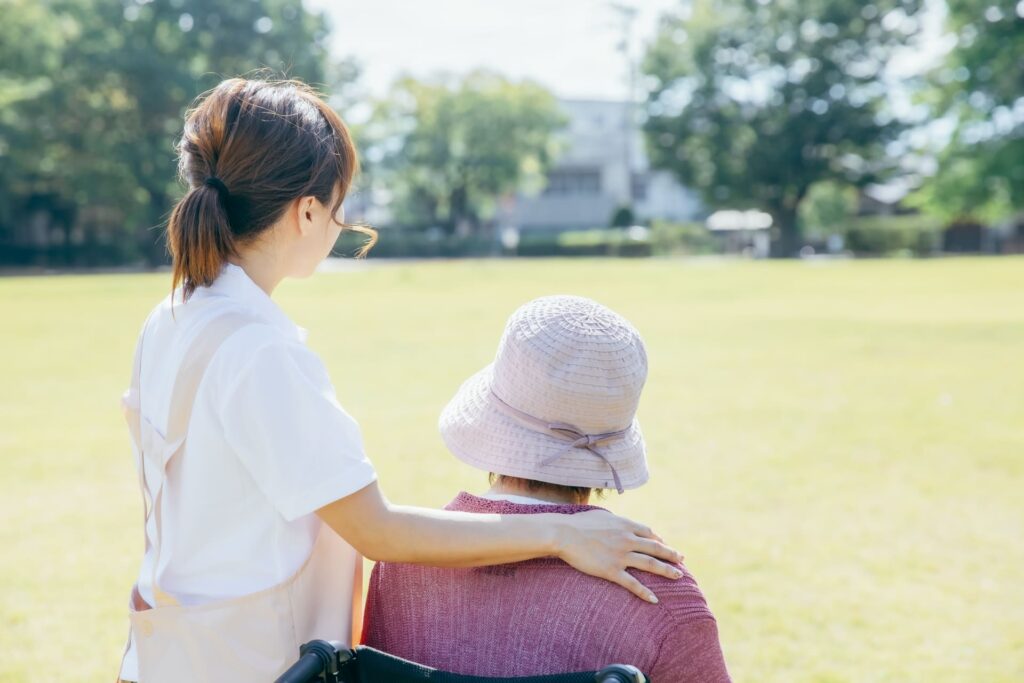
[1,257,1022,682]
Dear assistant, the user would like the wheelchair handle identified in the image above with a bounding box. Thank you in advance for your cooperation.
[596,664,647,683]
[274,640,350,683]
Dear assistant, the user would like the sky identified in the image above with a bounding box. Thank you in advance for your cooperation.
[305,0,682,100]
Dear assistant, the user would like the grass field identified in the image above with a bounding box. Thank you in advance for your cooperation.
[1,257,1022,682]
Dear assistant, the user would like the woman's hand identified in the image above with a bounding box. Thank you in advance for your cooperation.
[548,509,684,603]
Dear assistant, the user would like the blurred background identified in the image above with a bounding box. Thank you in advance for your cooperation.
[1,0,1022,265]
[1,2,1022,683]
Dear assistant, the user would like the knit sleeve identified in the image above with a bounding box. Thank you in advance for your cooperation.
[649,616,731,682]
[646,567,732,682]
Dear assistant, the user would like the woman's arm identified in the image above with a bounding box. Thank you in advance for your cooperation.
[316,481,683,603]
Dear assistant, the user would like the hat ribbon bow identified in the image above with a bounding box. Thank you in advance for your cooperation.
[488,389,628,494]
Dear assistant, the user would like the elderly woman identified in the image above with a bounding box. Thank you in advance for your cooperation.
[362,295,732,682]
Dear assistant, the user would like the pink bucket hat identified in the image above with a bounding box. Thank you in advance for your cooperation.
[439,295,649,493]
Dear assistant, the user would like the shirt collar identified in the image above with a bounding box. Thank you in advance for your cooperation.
[480,492,562,506]
[196,263,308,343]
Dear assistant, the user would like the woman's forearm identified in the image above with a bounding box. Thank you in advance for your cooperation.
[367,503,562,565]
[317,481,560,566]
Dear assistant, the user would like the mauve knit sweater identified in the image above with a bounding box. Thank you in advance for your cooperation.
[362,493,731,682]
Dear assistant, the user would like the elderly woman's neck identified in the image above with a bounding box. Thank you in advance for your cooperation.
[487,478,591,506]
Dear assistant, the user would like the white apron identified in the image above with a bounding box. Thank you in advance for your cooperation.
[120,311,362,682]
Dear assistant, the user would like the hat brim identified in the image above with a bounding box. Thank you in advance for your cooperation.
[439,364,649,492]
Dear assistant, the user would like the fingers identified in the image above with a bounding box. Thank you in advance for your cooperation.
[617,515,683,563]
[614,570,660,604]
[625,551,683,581]
[630,536,683,565]
[557,511,684,604]
[630,522,664,544]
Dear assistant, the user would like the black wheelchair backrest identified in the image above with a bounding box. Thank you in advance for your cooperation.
[275,640,648,683]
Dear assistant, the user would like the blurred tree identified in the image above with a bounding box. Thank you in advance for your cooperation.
[911,0,1023,223]
[610,204,636,227]
[798,180,858,238]
[0,0,356,266]
[0,1,77,262]
[643,0,922,256]
[366,71,564,235]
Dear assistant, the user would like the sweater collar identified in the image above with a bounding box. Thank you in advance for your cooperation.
[446,491,606,516]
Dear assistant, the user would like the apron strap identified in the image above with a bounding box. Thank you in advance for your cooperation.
[120,312,153,678]
[128,310,261,607]
[123,312,154,558]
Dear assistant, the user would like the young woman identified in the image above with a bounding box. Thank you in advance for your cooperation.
[117,78,683,683]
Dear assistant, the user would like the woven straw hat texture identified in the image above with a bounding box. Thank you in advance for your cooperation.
[439,295,649,491]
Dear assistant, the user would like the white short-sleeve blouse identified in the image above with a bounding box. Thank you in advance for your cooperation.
[119,263,377,680]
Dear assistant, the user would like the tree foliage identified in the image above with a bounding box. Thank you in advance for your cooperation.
[642,0,922,255]
[365,71,564,234]
[798,180,859,238]
[0,0,353,266]
[911,0,1024,222]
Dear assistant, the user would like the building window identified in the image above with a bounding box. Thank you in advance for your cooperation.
[544,169,602,196]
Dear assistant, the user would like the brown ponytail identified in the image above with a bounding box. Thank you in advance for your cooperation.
[167,78,374,301]
[167,182,237,300]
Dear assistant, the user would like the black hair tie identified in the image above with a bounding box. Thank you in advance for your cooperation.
[203,176,230,197]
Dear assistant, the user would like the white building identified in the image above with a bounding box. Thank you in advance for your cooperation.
[507,99,702,232]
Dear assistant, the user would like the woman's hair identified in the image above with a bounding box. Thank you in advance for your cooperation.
[167,77,375,300]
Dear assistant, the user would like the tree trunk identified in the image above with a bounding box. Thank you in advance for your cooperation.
[770,207,801,258]
[449,185,468,236]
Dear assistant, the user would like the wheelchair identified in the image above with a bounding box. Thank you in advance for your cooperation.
[275,640,648,683]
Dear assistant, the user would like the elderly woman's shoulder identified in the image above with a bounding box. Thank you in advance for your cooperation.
[629,562,717,625]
